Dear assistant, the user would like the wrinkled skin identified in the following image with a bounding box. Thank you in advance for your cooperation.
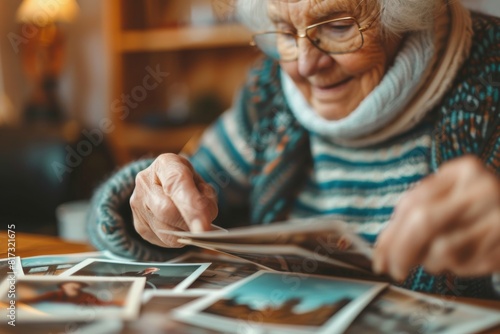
[374,156,500,280]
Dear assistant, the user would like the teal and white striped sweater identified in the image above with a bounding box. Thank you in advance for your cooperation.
[88,13,500,299]
[290,126,432,242]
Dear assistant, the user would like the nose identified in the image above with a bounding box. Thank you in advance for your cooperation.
[296,37,335,77]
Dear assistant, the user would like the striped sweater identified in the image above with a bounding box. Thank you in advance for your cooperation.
[88,13,500,299]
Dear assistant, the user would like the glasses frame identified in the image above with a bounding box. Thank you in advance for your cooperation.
[251,11,382,61]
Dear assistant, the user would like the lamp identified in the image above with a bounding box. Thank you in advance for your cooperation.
[16,0,79,124]
[0,47,15,125]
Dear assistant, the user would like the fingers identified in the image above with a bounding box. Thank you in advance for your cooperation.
[424,209,500,276]
[131,178,179,247]
[375,193,463,281]
[374,155,500,280]
[153,155,218,232]
[373,174,459,280]
[130,153,218,248]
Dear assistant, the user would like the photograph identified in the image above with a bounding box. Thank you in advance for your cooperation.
[174,271,387,334]
[183,243,372,279]
[123,291,217,334]
[0,257,24,279]
[21,251,106,276]
[61,258,210,291]
[169,252,261,289]
[344,287,500,334]
[0,276,145,322]
[173,218,374,274]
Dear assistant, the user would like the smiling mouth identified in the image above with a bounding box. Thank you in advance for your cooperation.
[317,77,354,90]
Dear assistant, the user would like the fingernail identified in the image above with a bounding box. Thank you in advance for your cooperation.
[190,219,204,234]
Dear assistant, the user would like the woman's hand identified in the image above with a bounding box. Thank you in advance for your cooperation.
[130,153,218,248]
[374,155,500,281]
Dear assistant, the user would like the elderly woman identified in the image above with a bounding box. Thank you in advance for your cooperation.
[89,0,500,299]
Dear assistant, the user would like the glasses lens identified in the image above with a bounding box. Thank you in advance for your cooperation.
[308,18,363,53]
[252,32,297,61]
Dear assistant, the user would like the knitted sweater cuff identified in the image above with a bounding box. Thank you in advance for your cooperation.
[86,159,187,261]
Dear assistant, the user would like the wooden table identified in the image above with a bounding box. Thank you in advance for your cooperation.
[1,231,499,333]
[0,232,94,258]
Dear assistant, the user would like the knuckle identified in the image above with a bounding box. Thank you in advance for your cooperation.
[408,207,431,228]
[398,191,415,210]
[135,169,150,187]
[202,182,218,199]
[157,152,179,165]
[129,192,137,209]
[135,169,147,185]
[163,169,193,196]
[458,155,483,177]
[157,153,193,172]
[156,200,174,218]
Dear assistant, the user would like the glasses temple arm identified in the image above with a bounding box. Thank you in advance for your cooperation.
[359,6,384,32]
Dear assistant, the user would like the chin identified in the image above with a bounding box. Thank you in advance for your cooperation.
[311,101,356,121]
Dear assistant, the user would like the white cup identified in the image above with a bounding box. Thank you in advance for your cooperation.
[56,200,90,242]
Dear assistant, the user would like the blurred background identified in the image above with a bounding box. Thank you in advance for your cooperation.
[0,0,498,241]
[0,0,259,239]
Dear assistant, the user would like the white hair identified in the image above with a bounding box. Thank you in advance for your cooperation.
[380,0,443,35]
[236,0,443,36]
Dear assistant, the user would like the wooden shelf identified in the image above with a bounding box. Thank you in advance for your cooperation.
[116,123,207,154]
[121,24,253,52]
[107,0,259,165]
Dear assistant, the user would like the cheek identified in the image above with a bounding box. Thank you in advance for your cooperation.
[281,61,300,80]
[336,48,387,76]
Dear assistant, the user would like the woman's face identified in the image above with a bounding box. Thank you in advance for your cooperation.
[268,0,402,120]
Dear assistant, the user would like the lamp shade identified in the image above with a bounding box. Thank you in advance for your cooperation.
[17,0,79,25]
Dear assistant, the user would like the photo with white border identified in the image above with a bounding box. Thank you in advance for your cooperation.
[0,276,145,322]
[174,270,387,334]
[61,258,210,291]
[0,256,24,279]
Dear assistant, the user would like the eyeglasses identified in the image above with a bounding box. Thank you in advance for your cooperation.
[251,14,381,61]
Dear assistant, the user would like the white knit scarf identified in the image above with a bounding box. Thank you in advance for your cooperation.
[282,1,473,147]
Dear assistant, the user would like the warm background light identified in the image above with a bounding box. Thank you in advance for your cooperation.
[16,0,79,25]
[0,49,14,125]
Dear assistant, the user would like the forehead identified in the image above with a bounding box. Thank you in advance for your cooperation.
[268,0,371,22]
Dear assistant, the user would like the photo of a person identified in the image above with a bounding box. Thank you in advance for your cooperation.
[18,281,120,307]
[0,277,145,322]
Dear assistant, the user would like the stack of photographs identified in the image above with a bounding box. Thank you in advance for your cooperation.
[0,236,499,333]
[168,217,375,277]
